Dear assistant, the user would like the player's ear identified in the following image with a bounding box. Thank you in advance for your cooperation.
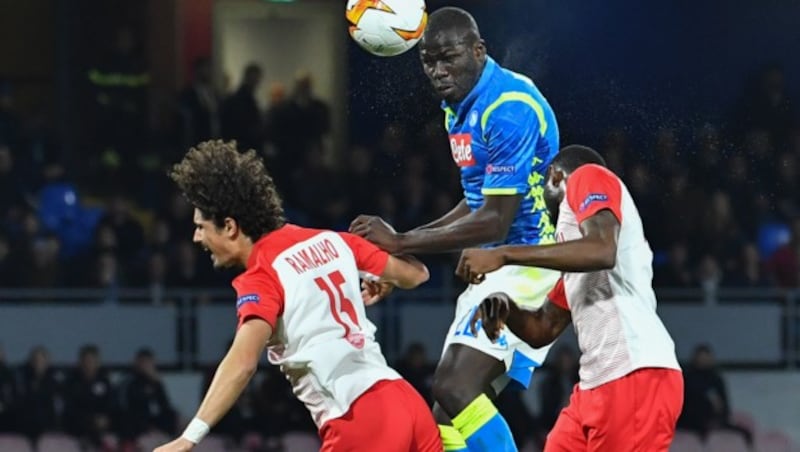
[551,166,566,186]
[474,39,486,59]
[223,217,239,238]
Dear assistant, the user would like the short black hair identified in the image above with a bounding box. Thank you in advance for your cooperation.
[552,145,607,173]
[136,347,154,360]
[79,344,99,358]
[169,140,285,240]
[425,7,481,45]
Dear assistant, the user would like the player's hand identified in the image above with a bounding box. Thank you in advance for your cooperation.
[153,437,194,452]
[361,280,394,305]
[470,292,513,341]
[349,215,401,253]
[456,248,506,284]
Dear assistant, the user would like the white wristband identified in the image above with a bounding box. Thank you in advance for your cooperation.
[181,417,210,444]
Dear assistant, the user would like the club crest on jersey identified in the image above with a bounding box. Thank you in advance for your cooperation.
[469,110,479,127]
[579,193,609,212]
[237,293,260,308]
[449,133,475,167]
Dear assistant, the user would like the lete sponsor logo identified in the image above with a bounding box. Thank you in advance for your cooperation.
[449,133,475,167]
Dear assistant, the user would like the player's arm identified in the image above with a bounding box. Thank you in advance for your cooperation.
[159,318,271,451]
[194,318,270,425]
[401,194,522,254]
[457,165,623,280]
[457,210,619,282]
[351,99,540,254]
[409,198,470,231]
[380,254,429,289]
[470,291,571,348]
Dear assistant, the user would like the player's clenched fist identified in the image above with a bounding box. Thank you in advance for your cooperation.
[349,215,401,253]
[470,292,514,341]
[456,248,506,284]
[361,280,394,305]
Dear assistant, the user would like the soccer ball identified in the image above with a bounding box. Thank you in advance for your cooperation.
[346,0,428,57]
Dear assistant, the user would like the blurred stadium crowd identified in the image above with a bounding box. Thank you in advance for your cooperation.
[0,16,799,451]
[0,58,798,292]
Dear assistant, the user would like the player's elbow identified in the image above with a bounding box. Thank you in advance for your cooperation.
[385,256,430,289]
[479,212,511,243]
[595,243,617,270]
[409,264,430,288]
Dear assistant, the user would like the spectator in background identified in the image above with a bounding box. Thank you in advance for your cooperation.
[654,242,694,288]
[85,25,149,188]
[0,231,17,287]
[63,344,117,448]
[253,366,313,440]
[98,194,144,263]
[266,72,330,180]
[119,348,177,441]
[0,143,27,223]
[679,344,752,446]
[766,216,800,287]
[730,63,794,147]
[221,63,264,153]
[774,152,800,220]
[538,346,579,433]
[394,343,435,406]
[178,57,221,149]
[16,346,63,440]
[723,243,771,287]
[0,345,16,433]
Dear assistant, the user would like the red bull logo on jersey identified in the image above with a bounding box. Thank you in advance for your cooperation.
[449,133,475,167]
[285,239,340,275]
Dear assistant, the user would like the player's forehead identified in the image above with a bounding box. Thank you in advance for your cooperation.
[420,29,470,55]
[192,207,208,224]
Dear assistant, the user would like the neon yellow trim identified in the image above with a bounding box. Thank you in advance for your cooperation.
[452,394,498,439]
[444,107,456,132]
[482,188,519,195]
[88,69,150,87]
[439,424,468,450]
[481,91,547,136]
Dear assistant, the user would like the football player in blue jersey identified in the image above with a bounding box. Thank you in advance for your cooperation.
[351,7,560,452]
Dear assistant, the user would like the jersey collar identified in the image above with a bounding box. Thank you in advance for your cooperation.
[441,56,498,116]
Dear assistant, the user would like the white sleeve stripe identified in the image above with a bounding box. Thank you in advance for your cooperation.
[359,270,381,282]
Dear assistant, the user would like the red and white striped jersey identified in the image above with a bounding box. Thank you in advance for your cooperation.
[548,164,680,389]
[232,224,400,427]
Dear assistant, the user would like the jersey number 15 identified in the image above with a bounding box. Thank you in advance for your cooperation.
[314,270,365,348]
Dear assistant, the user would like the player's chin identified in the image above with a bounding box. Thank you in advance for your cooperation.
[210,254,230,269]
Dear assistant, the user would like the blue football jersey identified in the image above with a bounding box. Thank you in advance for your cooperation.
[444,57,560,246]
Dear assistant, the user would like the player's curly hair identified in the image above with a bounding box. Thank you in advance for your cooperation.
[169,140,285,239]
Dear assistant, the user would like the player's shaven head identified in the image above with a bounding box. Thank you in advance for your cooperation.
[552,145,607,174]
[170,140,285,240]
[425,7,481,45]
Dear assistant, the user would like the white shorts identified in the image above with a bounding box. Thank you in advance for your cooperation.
[442,264,561,390]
